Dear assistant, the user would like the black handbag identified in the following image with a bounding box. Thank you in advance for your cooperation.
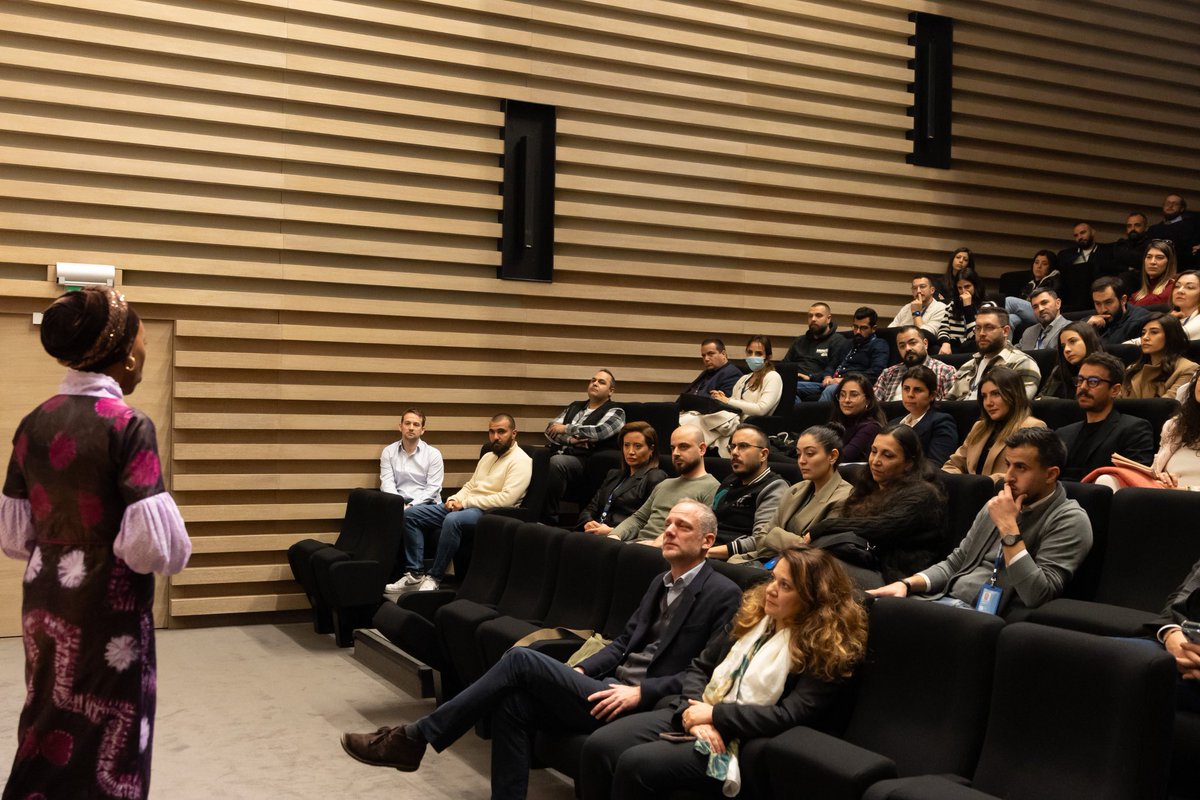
[812,531,879,571]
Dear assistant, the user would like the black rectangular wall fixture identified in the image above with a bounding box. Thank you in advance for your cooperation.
[907,12,953,169]
[499,100,556,282]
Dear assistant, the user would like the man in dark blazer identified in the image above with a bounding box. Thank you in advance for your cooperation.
[1056,352,1154,481]
[1150,556,1200,711]
[340,499,741,799]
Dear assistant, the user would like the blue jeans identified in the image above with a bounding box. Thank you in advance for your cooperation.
[1006,297,1035,337]
[417,647,613,799]
[401,503,483,580]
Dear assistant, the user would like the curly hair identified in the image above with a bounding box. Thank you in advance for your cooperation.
[731,546,868,682]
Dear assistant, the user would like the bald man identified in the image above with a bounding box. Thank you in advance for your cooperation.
[608,426,719,544]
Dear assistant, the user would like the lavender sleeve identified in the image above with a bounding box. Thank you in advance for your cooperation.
[0,495,33,560]
[114,492,192,575]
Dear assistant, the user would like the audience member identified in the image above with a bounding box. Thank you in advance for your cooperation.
[939,246,976,301]
[1146,192,1197,269]
[1168,270,1200,339]
[891,365,958,468]
[540,369,625,523]
[943,366,1046,480]
[1151,556,1200,713]
[1153,376,1200,490]
[581,547,867,800]
[683,338,742,397]
[946,306,1040,400]
[871,427,1092,613]
[1124,313,1198,400]
[392,414,532,591]
[1131,239,1178,307]
[1110,211,1151,277]
[703,335,783,452]
[830,373,886,463]
[379,407,444,508]
[341,500,741,798]
[713,423,852,563]
[610,426,719,544]
[807,423,947,585]
[1037,321,1103,400]
[799,307,887,403]
[1057,353,1154,481]
[781,302,850,384]
[873,325,955,402]
[888,273,948,335]
[1017,288,1069,351]
[937,268,985,354]
[1087,276,1151,345]
[709,425,787,546]
[1056,222,1113,308]
[1005,249,1062,331]
[577,422,669,535]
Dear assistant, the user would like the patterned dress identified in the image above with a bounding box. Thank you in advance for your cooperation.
[1,372,189,800]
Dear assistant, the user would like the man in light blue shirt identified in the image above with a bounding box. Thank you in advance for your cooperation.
[379,408,444,508]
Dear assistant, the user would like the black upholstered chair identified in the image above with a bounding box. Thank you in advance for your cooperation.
[435,522,566,694]
[371,512,519,674]
[863,623,1176,800]
[1057,480,1112,602]
[474,531,622,668]
[759,598,1004,800]
[934,472,995,557]
[1027,488,1200,636]
[288,488,406,645]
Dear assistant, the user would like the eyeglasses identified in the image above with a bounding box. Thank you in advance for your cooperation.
[1073,376,1114,388]
[728,442,766,452]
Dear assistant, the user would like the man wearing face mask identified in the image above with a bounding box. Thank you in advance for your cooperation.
[946,307,1040,401]
[800,307,888,403]
[872,326,956,402]
[1087,276,1151,345]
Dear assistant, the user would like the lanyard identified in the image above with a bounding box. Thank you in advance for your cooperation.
[598,475,631,523]
[986,549,1005,586]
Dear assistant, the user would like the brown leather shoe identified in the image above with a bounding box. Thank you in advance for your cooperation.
[340,725,426,772]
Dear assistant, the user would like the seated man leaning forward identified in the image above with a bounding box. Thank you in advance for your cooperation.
[608,425,719,545]
[392,414,532,592]
[870,427,1092,614]
[340,500,742,800]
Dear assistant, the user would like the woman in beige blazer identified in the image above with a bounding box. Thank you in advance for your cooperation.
[943,366,1046,482]
[713,423,852,564]
[1124,313,1199,400]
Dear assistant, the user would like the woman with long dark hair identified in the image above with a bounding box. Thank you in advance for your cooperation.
[581,546,868,800]
[1006,249,1062,332]
[578,422,668,535]
[1153,374,1200,490]
[829,372,885,463]
[1,287,190,799]
[1037,321,1103,399]
[939,247,975,301]
[937,268,987,355]
[1131,239,1178,307]
[943,366,1045,480]
[1124,313,1198,399]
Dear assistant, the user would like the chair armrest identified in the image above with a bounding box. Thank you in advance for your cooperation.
[326,560,389,607]
[396,589,459,621]
[525,636,586,663]
[763,726,898,800]
[863,775,988,800]
[1025,598,1158,637]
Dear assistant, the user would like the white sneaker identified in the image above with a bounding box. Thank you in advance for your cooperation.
[385,573,422,592]
[416,576,440,592]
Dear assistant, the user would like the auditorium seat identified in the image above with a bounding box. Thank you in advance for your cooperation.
[1057,481,1113,602]
[759,598,1004,800]
[864,623,1175,800]
[290,488,406,647]
[435,523,566,694]
[934,472,995,556]
[1026,488,1200,636]
[937,400,981,443]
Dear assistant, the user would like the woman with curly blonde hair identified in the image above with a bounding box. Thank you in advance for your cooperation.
[582,547,868,799]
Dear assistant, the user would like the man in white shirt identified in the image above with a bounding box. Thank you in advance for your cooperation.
[889,274,948,335]
[379,408,444,508]
[392,414,533,592]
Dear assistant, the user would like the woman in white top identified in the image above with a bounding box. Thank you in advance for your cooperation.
[1153,374,1200,490]
[695,335,783,454]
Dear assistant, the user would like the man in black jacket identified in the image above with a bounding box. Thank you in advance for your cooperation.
[1087,276,1151,346]
[1151,556,1200,711]
[1056,352,1154,481]
[797,306,888,404]
[339,499,741,799]
[782,302,850,384]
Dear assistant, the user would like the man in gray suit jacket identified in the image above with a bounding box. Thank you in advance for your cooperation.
[871,427,1093,613]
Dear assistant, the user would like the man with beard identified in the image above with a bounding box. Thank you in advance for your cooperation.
[705,425,786,555]
[1147,192,1198,270]
[1109,212,1152,285]
[397,414,532,591]
[872,325,956,402]
[783,302,850,395]
[946,306,1041,400]
[610,426,719,544]
[1056,222,1116,310]
[1087,276,1150,345]
[1056,353,1154,481]
[1017,288,1069,350]
[801,306,888,402]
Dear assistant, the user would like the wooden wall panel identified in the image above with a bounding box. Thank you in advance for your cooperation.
[0,0,1195,623]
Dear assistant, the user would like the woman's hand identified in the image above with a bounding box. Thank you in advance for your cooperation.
[1157,471,1180,489]
[682,699,714,730]
[689,723,726,755]
[586,523,613,536]
[960,290,973,307]
[938,342,952,356]
[710,390,728,402]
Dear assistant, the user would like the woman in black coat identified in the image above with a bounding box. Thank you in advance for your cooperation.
[577,421,668,534]
[888,364,958,468]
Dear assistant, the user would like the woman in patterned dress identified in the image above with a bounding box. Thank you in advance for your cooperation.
[0,287,190,800]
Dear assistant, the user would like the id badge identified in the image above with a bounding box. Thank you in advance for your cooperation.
[975,584,1003,615]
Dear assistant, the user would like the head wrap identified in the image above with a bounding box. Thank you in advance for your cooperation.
[40,286,141,372]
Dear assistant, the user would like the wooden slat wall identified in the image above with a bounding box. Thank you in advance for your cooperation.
[0,0,1195,623]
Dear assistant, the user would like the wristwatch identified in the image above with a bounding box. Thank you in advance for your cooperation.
[1000,532,1022,547]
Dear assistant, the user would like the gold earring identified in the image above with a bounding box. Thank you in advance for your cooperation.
[125,355,137,372]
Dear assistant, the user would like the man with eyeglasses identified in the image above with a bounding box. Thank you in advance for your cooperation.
[797,306,888,403]
[946,306,1041,401]
[1056,352,1154,481]
[704,425,786,559]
